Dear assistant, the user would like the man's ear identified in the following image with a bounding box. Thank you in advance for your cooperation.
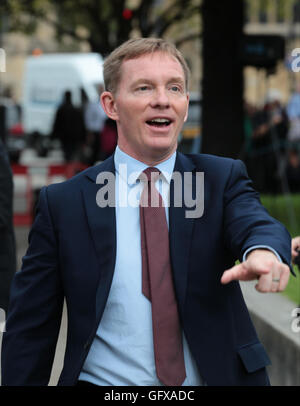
[101,91,119,121]
[183,92,190,123]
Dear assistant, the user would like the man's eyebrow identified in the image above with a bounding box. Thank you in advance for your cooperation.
[131,79,154,87]
[167,77,185,85]
[131,77,185,87]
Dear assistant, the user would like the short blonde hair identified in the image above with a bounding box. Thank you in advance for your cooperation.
[103,37,190,95]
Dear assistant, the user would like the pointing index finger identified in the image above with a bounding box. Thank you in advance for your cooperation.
[221,261,270,284]
[221,263,246,284]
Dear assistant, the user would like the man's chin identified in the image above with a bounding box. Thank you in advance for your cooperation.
[143,143,177,164]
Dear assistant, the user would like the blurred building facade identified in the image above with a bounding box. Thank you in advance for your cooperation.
[0,1,201,103]
[0,16,90,102]
[4,1,300,109]
[244,0,300,106]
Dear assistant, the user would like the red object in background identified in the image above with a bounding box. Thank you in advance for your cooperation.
[101,120,117,156]
[12,165,33,226]
[10,123,24,136]
[122,8,133,20]
[12,163,88,226]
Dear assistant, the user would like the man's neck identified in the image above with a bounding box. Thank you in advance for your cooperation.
[117,145,177,167]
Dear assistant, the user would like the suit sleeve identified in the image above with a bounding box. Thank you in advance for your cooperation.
[1,186,64,386]
[223,159,292,271]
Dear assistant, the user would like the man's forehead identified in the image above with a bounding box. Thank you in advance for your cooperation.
[121,52,185,77]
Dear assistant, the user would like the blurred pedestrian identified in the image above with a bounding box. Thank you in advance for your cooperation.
[287,82,300,149]
[291,236,300,264]
[52,90,86,162]
[99,117,117,160]
[244,103,269,192]
[0,139,16,313]
[285,147,300,193]
[84,85,107,165]
[262,94,288,194]
[245,92,288,194]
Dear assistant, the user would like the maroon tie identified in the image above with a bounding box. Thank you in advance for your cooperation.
[139,167,186,386]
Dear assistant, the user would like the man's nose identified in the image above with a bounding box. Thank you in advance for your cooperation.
[151,88,170,108]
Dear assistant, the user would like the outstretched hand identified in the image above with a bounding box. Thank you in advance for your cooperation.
[221,249,290,293]
[291,236,300,263]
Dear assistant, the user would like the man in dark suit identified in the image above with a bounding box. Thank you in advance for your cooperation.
[1,38,292,386]
[0,139,16,314]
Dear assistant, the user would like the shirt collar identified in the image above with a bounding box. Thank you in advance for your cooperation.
[114,146,176,187]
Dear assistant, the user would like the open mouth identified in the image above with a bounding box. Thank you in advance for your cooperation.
[146,118,172,128]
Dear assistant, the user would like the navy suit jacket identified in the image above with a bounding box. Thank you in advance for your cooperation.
[1,152,292,386]
[0,140,16,313]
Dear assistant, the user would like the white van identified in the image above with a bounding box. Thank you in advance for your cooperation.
[22,53,104,136]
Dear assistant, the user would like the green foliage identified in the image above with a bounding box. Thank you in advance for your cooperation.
[260,194,300,304]
[283,264,300,304]
[260,194,300,236]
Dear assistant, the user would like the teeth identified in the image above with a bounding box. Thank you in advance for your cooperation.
[150,118,170,123]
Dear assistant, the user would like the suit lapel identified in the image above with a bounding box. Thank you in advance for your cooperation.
[81,156,116,320]
[169,152,197,313]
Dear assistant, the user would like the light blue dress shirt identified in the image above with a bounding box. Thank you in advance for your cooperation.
[79,146,204,386]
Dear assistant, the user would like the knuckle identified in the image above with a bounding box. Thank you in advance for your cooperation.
[283,264,290,273]
[280,265,289,276]
[257,285,269,293]
[265,260,274,268]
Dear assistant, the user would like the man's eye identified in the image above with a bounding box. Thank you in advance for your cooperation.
[138,86,149,91]
[170,86,181,92]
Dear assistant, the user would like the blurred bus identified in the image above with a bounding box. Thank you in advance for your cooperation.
[22,53,104,137]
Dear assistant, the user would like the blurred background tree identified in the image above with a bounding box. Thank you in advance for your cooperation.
[0,0,201,55]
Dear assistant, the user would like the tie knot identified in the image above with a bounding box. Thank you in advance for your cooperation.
[141,167,160,183]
